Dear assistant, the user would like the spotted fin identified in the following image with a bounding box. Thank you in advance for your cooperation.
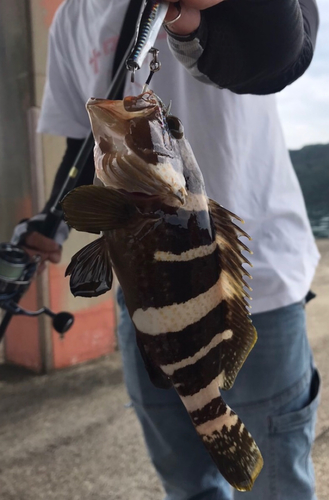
[61,185,139,233]
[65,236,112,297]
[208,199,257,390]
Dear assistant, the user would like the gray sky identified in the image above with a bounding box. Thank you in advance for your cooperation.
[277,0,329,149]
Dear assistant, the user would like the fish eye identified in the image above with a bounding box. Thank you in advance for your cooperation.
[167,115,184,139]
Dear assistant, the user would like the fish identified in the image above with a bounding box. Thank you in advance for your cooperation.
[61,90,263,491]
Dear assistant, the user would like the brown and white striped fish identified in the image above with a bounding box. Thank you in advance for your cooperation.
[62,90,263,491]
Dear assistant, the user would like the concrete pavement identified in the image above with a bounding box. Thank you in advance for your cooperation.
[0,241,328,500]
[307,240,329,500]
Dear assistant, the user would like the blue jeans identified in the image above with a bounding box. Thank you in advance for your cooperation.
[117,288,320,500]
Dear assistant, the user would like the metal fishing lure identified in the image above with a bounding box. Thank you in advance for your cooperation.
[126,1,181,84]
[126,1,169,82]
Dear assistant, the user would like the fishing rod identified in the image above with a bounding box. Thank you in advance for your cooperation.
[0,50,129,341]
[0,0,171,342]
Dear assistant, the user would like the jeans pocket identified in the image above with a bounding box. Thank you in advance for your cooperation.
[269,368,320,434]
[267,368,320,500]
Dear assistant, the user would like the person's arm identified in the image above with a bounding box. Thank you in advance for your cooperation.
[11,138,94,271]
[10,2,94,271]
[42,138,94,213]
[165,0,319,94]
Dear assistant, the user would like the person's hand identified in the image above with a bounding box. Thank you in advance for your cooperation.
[165,0,225,36]
[22,232,62,274]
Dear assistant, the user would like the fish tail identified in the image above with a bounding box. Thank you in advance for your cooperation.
[182,390,263,491]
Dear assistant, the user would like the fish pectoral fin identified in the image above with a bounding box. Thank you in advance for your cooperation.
[61,185,138,233]
[136,336,172,390]
[192,395,263,491]
[208,199,257,390]
[65,236,112,297]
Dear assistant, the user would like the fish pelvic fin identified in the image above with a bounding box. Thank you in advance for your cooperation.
[186,391,263,491]
[61,185,139,233]
[208,199,257,390]
[65,236,112,298]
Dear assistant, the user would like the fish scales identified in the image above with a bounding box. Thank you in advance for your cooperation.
[109,210,219,310]
[137,301,229,366]
[62,90,263,491]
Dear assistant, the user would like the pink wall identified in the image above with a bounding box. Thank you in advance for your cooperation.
[41,0,64,27]
[5,280,42,372]
[4,2,117,371]
[49,264,116,370]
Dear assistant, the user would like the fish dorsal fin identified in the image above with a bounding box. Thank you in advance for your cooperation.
[61,185,138,233]
[208,198,257,390]
[65,236,112,297]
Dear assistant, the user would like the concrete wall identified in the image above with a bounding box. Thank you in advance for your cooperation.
[2,0,116,371]
[31,0,117,370]
[0,0,43,371]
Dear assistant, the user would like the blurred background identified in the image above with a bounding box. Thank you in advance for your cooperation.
[0,1,328,499]
[277,1,329,239]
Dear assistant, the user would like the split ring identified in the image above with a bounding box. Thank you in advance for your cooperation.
[163,2,182,27]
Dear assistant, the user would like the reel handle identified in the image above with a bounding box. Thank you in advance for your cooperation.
[0,242,74,341]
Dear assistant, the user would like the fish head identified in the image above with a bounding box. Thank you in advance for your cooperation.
[86,91,187,205]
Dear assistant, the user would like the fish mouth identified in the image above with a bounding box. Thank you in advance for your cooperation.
[87,93,187,207]
[87,95,158,121]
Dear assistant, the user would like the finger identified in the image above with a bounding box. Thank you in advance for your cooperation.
[24,232,61,253]
[22,246,62,265]
[22,246,49,264]
[165,3,200,35]
[48,250,62,264]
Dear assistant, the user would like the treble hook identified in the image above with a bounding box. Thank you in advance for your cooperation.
[145,48,161,87]
[131,67,136,83]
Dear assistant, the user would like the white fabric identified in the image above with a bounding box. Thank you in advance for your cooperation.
[38,0,320,314]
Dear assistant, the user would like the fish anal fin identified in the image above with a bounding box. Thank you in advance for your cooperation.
[136,335,172,390]
[208,199,257,390]
[61,185,138,233]
[65,236,112,298]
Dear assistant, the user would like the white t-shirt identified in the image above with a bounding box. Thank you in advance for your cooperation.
[38,0,320,314]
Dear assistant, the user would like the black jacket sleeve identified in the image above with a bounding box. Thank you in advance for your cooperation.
[11,138,94,245]
[167,0,319,95]
[42,137,95,213]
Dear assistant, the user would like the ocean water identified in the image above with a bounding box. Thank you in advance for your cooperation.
[308,207,329,239]
[310,215,329,239]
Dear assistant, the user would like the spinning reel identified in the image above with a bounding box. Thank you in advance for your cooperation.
[0,243,74,341]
